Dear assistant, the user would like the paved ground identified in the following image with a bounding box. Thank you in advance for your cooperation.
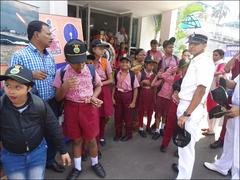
[46,118,230,179]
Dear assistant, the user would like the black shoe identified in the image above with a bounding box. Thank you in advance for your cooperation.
[138,130,147,138]
[152,132,161,140]
[171,163,179,173]
[92,163,106,178]
[113,136,121,141]
[210,139,223,149]
[46,161,65,173]
[98,150,102,160]
[174,150,179,158]
[120,136,132,142]
[160,129,164,136]
[66,168,82,180]
[160,145,167,152]
[100,139,106,146]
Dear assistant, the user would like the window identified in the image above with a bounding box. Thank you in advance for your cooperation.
[68,5,76,17]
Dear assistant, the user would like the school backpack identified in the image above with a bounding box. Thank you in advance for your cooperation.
[114,68,135,90]
[57,64,96,117]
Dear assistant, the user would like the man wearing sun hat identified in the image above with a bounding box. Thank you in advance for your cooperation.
[172,33,215,179]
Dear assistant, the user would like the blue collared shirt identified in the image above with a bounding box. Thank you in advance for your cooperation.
[10,43,56,101]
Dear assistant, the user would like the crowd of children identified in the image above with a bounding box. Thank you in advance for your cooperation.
[0,20,239,180]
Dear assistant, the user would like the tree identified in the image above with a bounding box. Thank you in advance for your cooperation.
[211,2,230,25]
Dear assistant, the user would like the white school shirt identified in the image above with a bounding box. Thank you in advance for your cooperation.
[179,52,215,104]
[232,75,239,106]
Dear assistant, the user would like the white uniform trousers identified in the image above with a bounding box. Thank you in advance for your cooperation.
[176,100,205,179]
[214,116,239,179]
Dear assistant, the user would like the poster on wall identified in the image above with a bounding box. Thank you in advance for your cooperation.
[39,13,83,67]
[0,1,39,75]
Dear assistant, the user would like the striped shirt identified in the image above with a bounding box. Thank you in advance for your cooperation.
[10,43,56,100]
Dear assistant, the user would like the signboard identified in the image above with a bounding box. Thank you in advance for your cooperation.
[225,45,239,58]
[39,13,83,65]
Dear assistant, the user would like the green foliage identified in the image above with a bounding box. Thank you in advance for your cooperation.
[177,3,205,25]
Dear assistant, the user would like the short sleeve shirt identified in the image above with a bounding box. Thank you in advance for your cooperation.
[179,52,215,104]
[116,70,140,92]
[94,57,112,81]
[53,64,102,102]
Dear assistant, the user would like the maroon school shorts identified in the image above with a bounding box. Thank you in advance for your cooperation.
[155,96,171,118]
[63,100,99,140]
[98,85,113,117]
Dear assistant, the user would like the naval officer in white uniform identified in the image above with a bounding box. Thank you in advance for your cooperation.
[175,33,215,179]
[204,75,239,179]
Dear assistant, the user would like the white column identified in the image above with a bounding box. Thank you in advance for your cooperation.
[160,9,178,42]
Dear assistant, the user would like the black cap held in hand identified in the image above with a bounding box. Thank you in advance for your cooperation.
[172,125,191,148]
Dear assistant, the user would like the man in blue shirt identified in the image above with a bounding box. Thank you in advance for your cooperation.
[10,20,65,173]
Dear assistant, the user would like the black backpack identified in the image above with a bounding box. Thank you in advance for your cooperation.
[114,68,135,90]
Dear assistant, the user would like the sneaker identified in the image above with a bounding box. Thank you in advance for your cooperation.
[152,132,161,140]
[138,130,147,138]
[100,139,106,146]
[66,168,82,180]
[210,139,223,149]
[160,145,167,152]
[203,162,228,176]
[92,163,106,178]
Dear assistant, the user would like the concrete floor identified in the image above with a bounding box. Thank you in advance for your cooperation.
[45,118,230,179]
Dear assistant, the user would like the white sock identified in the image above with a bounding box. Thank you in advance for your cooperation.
[161,123,165,129]
[91,156,98,166]
[139,127,144,131]
[74,157,82,171]
[155,128,160,133]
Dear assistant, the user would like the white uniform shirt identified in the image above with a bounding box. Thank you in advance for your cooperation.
[179,52,215,104]
[232,75,239,106]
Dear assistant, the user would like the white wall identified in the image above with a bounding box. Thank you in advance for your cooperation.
[160,9,178,42]
[139,16,156,51]
[20,1,67,16]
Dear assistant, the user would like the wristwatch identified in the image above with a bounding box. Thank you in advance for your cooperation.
[183,111,191,117]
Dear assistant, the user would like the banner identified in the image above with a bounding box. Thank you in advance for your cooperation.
[39,13,83,65]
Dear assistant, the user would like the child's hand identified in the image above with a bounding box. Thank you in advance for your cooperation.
[172,91,179,104]
[129,102,136,108]
[90,97,103,107]
[62,77,79,90]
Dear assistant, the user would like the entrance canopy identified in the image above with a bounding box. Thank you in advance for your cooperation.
[69,1,194,17]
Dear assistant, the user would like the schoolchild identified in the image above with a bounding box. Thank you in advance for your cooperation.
[138,55,157,137]
[0,65,71,180]
[160,59,189,152]
[112,55,140,141]
[53,39,106,179]
[150,37,179,139]
[91,39,114,146]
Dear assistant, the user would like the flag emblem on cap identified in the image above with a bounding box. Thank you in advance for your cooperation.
[10,65,23,74]
[73,44,80,54]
